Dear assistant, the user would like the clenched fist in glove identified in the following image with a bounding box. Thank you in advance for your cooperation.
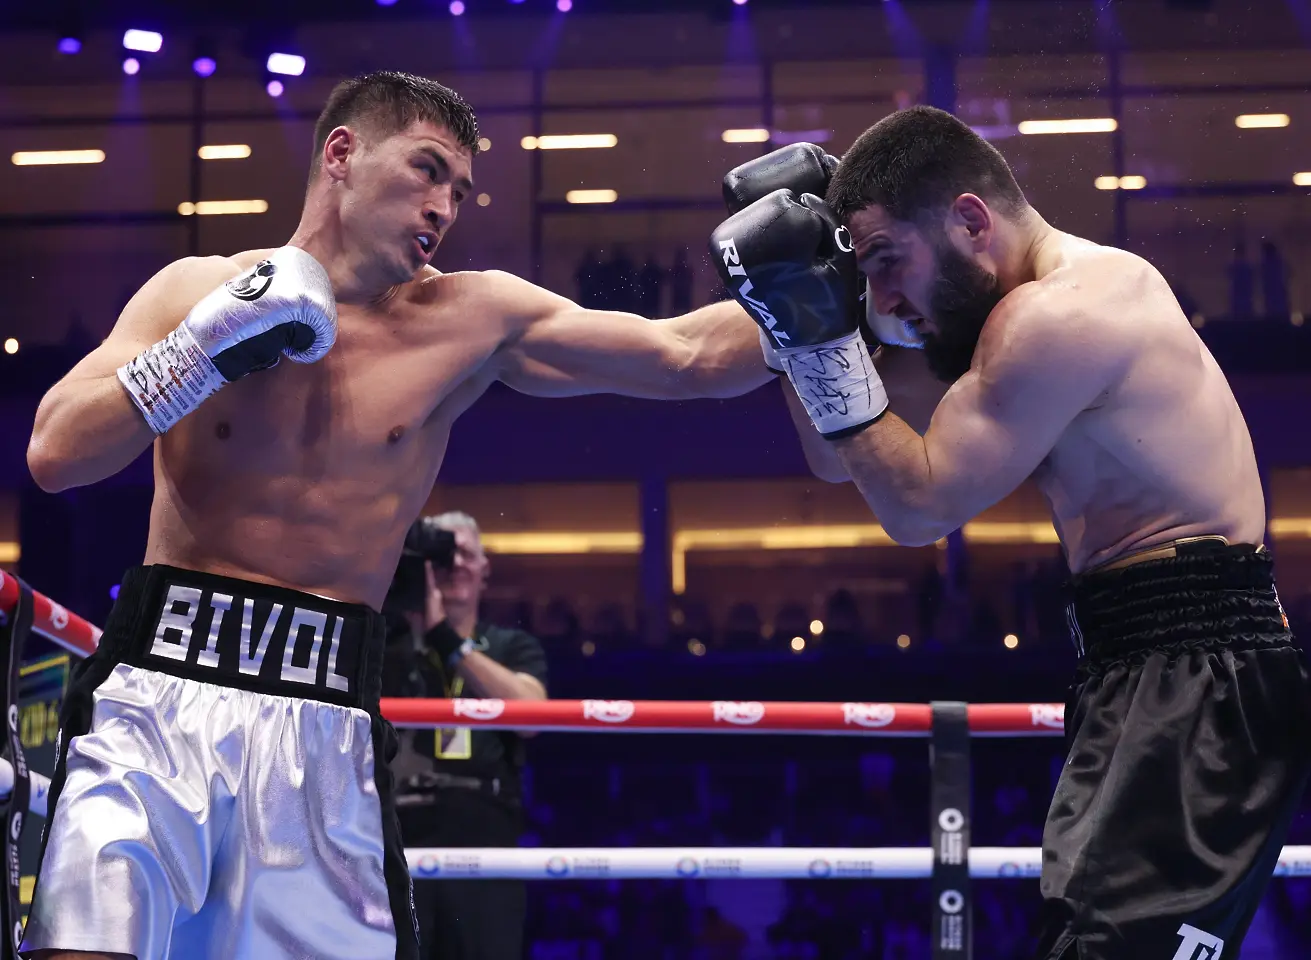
[710,188,888,439]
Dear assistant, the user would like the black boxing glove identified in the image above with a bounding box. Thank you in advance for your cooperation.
[711,189,888,438]
[722,143,839,214]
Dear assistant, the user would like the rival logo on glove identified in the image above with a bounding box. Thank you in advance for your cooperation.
[717,239,788,344]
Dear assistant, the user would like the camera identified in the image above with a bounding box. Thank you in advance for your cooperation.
[384,517,458,617]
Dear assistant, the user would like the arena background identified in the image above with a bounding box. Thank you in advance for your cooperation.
[2,0,1310,956]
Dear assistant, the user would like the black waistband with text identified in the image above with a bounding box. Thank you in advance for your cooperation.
[100,565,385,709]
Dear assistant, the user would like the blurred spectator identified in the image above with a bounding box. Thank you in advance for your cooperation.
[822,588,864,648]
[1229,238,1255,320]
[771,602,813,649]
[575,249,604,308]
[1260,239,1290,320]
[721,601,764,650]
[537,596,581,653]
[586,602,634,649]
[670,247,694,315]
[637,255,665,317]
[599,246,638,313]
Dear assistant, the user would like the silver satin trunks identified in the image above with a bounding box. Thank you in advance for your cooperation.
[21,564,419,960]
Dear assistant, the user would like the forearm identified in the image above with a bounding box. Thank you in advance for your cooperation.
[832,415,949,546]
[28,374,156,493]
[780,379,849,483]
[669,300,775,398]
[456,651,546,702]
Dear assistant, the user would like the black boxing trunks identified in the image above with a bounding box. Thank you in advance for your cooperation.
[1034,540,1311,960]
[21,564,419,960]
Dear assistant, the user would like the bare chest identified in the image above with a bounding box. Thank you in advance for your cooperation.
[165,302,501,481]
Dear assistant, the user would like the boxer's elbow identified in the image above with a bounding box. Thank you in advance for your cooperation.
[878,507,955,548]
[27,435,74,493]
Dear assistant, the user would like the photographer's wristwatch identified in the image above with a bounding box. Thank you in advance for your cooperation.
[424,621,471,671]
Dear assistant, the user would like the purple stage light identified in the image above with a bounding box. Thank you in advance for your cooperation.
[557,0,572,10]
[122,29,162,53]
[266,79,285,98]
[266,52,305,76]
[109,585,120,600]
[733,0,748,5]
[58,37,81,54]
[123,57,140,75]
[193,57,216,77]
[450,0,465,13]
[376,0,398,5]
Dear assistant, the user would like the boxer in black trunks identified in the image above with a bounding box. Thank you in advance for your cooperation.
[711,108,1310,959]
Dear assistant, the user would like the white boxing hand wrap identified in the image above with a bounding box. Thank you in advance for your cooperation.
[117,325,227,435]
[778,330,888,438]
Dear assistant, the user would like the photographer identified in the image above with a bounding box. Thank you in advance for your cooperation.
[383,512,548,960]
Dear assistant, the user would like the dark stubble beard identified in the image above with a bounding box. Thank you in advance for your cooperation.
[921,243,1004,384]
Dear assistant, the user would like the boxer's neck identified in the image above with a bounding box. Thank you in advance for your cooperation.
[989,209,1059,296]
[289,199,403,306]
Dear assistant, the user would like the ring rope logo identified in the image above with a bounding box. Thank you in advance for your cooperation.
[452,698,506,721]
[581,700,636,723]
[1028,704,1064,730]
[711,701,765,726]
[841,702,896,729]
[47,602,69,631]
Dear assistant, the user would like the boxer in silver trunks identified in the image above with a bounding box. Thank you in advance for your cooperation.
[22,71,773,960]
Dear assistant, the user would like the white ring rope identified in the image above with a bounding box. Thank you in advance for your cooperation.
[5,761,1308,880]
[402,846,1311,881]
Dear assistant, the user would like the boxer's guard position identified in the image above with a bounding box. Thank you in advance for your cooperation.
[711,109,1310,959]
[21,72,775,960]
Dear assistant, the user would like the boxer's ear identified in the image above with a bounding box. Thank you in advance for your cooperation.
[950,193,993,251]
[320,125,356,182]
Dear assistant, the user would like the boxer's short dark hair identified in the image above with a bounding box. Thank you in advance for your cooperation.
[827,105,1026,225]
[310,70,479,176]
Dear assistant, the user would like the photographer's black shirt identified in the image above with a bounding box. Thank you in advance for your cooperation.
[382,620,548,800]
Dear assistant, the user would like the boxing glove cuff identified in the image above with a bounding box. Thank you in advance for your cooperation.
[777,330,888,439]
[117,325,228,435]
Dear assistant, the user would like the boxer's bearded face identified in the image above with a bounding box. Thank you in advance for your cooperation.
[342,122,473,284]
[921,237,1003,383]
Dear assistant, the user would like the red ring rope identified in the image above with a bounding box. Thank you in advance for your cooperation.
[0,572,1067,736]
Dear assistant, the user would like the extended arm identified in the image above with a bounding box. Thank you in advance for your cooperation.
[489,271,773,399]
[832,299,1115,545]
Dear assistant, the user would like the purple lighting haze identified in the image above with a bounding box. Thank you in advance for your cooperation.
[557,0,572,10]
[122,57,140,76]
[57,37,81,54]
[376,0,398,4]
[192,57,216,77]
[266,79,285,98]
[450,0,465,13]
[734,0,748,5]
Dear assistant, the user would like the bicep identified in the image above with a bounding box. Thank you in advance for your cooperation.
[923,356,1100,518]
[501,303,690,399]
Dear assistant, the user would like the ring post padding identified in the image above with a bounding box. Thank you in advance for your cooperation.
[930,701,972,960]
